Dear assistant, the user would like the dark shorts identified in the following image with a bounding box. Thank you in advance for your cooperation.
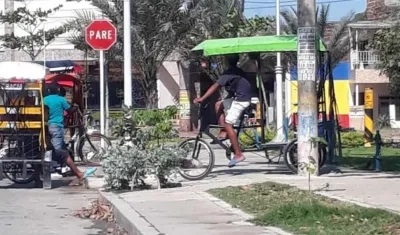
[45,149,69,164]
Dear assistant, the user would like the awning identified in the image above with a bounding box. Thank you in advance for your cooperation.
[0,61,48,80]
[192,35,326,56]
[35,60,82,73]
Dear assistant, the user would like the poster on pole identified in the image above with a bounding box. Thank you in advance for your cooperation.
[297,27,316,81]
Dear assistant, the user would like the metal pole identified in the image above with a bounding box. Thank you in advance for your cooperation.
[99,50,105,148]
[5,0,14,61]
[274,0,284,141]
[105,62,109,136]
[285,70,292,140]
[297,0,319,176]
[43,22,46,70]
[123,0,132,107]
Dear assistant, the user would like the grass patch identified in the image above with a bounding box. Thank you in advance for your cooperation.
[341,147,400,171]
[209,182,400,235]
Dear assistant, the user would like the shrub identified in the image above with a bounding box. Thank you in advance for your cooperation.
[101,144,184,191]
[238,128,295,146]
[340,131,364,148]
[239,128,277,146]
[101,105,184,191]
[132,106,178,141]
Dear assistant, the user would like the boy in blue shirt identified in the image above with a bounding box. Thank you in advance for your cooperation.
[43,83,77,150]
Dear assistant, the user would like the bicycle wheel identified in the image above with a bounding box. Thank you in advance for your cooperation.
[283,139,326,174]
[178,138,215,181]
[77,133,112,164]
[4,164,39,184]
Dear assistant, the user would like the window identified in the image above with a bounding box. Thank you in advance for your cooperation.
[379,96,400,120]
[0,89,40,106]
[358,92,365,105]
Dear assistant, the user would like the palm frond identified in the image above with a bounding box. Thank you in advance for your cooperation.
[318,4,330,38]
[280,7,297,34]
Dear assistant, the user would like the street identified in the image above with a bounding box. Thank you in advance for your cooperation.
[0,178,115,235]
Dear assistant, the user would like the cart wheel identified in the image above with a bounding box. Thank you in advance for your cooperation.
[4,164,39,184]
[283,139,326,174]
[77,133,111,164]
[178,138,215,181]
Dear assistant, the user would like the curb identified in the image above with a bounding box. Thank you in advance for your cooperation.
[99,190,162,235]
[316,191,400,215]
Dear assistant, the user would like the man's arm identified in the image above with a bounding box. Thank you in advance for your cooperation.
[197,83,220,103]
[62,98,78,114]
[196,75,229,103]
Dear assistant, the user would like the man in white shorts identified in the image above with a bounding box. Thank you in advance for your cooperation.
[194,54,251,167]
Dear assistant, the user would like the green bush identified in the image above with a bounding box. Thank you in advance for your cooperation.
[112,106,178,143]
[239,129,276,146]
[340,131,364,148]
[133,106,178,126]
[238,128,295,146]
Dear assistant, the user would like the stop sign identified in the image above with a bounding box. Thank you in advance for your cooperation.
[85,19,117,51]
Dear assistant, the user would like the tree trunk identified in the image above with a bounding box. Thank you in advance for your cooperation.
[144,79,158,109]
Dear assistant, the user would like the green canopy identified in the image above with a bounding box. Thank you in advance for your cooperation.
[191,35,326,56]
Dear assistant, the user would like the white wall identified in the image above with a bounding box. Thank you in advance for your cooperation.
[157,61,181,109]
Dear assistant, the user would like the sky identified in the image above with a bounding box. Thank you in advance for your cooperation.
[244,0,366,21]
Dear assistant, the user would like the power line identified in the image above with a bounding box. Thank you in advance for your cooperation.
[245,0,358,9]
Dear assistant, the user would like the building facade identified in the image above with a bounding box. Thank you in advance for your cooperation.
[348,0,399,129]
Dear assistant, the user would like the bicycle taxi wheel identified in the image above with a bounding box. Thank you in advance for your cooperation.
[178,138,215,181]
[283,138,327,174]
[77,132,112,164]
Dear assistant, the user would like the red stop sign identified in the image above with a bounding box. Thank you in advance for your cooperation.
[85,20,117,51]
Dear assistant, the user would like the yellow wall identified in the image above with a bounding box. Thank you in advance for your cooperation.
[290,80,349,115]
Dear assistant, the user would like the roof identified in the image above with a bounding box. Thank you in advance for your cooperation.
[348,20,393,29]
[191,35,326,56]
[0,61,48,81]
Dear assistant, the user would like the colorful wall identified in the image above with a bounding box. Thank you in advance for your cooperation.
[290,62,350,128]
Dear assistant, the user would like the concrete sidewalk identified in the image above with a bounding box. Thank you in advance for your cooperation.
[98,150,400,235]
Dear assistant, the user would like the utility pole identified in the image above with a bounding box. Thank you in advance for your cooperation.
[4,0,14,61]
[274,0,284,141]
[123,0,132,107]
[297,0,319,176]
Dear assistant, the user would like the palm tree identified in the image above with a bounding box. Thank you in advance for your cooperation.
[178,0,275,78]
[66,0,199,108]
[280,4,355,68]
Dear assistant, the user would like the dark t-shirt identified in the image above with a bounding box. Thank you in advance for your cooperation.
[216,67,252,102]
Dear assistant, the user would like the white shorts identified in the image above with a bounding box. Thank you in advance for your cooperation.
[225,100,250,125]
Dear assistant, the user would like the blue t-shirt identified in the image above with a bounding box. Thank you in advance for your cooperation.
[43,94,70,127]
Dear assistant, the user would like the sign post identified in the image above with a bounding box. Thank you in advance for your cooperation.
[85,19,117,147]
[364,88,374,147]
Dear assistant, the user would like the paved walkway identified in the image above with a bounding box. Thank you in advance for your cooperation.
[99,149,400,235]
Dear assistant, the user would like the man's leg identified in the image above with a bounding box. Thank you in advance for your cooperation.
[225,101,250,167]
[65,155,84,180]
[53,150,96,180]
[215,100,227,138]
